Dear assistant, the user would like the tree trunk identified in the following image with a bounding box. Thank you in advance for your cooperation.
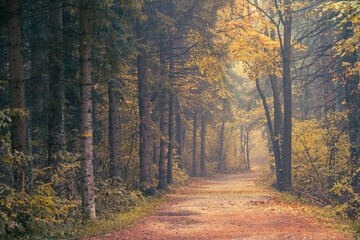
[158,91,168,190]
[79,0,95,219]
[30,1,47,157]
[167,0,175,185]
[192,112,198,176]
[200,113,206,176]
[6,0,27,192]
[175,102,184,169]
[92,96,99,177]
[109,81,122,178]
[48,0,65,168]
[240,126,245,169]
[137,19,154,194]
[218,121,225,172]
[281,0,292,190]
[167,93,174,184]
[245,129,250,170]
[152,98,160,164]
[256,78,282,187]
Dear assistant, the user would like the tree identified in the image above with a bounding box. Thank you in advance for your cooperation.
[48,0,65,167]
[200,113,206,176]
[136,16,154,194]
[79,0,96,219]
[281,0,293,190]
[109,80,122,178]
[6,0,27,192]
[167,92,174,184]
[192,112,198,176]
[218,121,225,172]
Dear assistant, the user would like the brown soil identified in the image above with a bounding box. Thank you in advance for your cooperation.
[87,171,350,239]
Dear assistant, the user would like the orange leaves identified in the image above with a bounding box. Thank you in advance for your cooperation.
[215,0,281,79]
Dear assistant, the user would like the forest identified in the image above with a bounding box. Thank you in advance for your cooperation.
[0,0,360,239]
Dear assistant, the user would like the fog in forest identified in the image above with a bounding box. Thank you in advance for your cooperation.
[0,0,359,238]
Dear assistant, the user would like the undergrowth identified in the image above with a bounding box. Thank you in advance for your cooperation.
[258,168,359,239]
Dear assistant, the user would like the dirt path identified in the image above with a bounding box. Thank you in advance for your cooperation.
[88,171,350,239]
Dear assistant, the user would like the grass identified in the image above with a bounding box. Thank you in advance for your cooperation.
[256,169,358,239]
[277,191,358,239]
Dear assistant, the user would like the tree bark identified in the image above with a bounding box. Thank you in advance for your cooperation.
[48,0,65,168]
[109,81,122,178]
[30,1,47,157]
[281,0,293,190]
[158,91,168,190]
[6,0,27,192]
[200,113,206,176]
[217,121,225,172]
[245,128,250,170]
[152,98,160,164]
[79,0,95,219]
[175,102,184,169]
[167,93,174,184]
[137,19,154,194]
[256,78,282,187]
[192,112,198,176]
[92,96,99,177]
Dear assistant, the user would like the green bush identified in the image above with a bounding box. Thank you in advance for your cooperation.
[95,177,145,215]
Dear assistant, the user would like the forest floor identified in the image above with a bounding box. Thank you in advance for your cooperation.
[85,170,352,240]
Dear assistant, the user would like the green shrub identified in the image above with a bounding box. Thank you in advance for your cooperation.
[95,177,145,215]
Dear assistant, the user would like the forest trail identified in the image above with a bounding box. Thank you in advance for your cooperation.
[87,170,349,240]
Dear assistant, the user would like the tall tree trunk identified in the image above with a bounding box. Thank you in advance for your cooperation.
[7,0,27,192]
[240,126,246,169]
[218,121,225,172]
[175,102,183,169]
[245,129,250,170]
[167,0,176,185]
[136,19,154,194]
[192,112,198,176]
[158,91,168,190]
[281,0,293,190]
[167,93,174,184]
[256,78,282,187]
[30,2,47,157]
[157,41,168,190]
[152,98,160,164]
[109,81,122,178]
[48,0,65,168]
[92,95,99,177]
[79,0,95,219]
[200,113,206,176]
